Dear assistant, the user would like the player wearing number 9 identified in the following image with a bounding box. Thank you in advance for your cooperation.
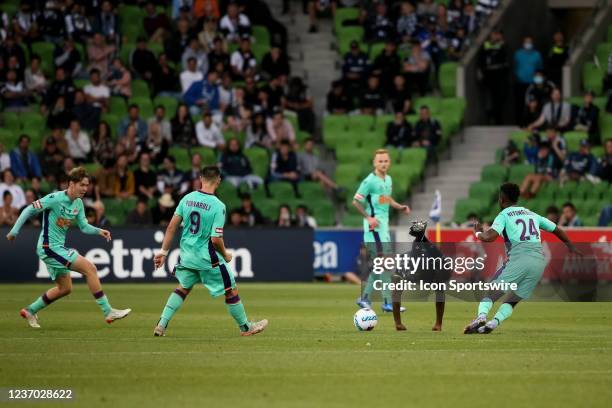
[464,182,581,334]
[152,165,268,337]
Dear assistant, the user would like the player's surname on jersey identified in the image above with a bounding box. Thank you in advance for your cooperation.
[373,279,519,293]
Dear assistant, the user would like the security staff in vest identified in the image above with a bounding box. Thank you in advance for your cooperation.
[546,31,569,89]
[478,29,509,125]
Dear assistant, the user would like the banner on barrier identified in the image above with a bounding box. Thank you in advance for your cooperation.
[0,228,314,283]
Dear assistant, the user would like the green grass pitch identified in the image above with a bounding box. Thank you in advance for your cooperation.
[1,283,611,408]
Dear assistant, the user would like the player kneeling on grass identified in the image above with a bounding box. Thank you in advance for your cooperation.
[464,182,580,334]
[6,167,131,328]
[152,165,268,337]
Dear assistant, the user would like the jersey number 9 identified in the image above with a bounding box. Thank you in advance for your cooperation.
[189,211,201,234]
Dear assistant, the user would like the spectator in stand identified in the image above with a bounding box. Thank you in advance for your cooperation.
[171,103,196,147]
[261,75,285,111]
[397,2,418,42]
[0,169,25,209]
[145,122,169,166]
[268,140,301,197]
[113,154,135,199]
[245,111,274,149]
[182,37,209,76]
[238,192,266,226]
[143,1,172,43]
[116,124,141,164]
[19,188,41,226]
[261,44,290,82]
[1,69,29,112]
[1,35,27,73]
[276,204,294,227]
[520,99,541,129]
[598,138,612,183]
[360,75,384,115]
[9,135,42,180]
[528,88,571,132]
[152,193,175,226]
[164,17,193,63]
[219,138,263,188]
[195,111,225,150]
[545,205,561,224]
[134,152,158,201]
[184,70,221,117]
[73,90,99,131]
[225,88,253,132]
[92,121,115,168]
[306,1,337,33]
[198,16,222,52]
[44,127,69,156]
[180,57,204,95]
[414,105,442,158]
[560,202,582,227]
[365,2,394,42]
[87,33,115,79]
[478,29,508,124]
[185,153,202,183]
[403,40,431,96]
[326,80,352,114]
[94,1,120,46]
[460,213,481,229]
[118,104,148,143]
[130,37,157,81]
[148,106,172,143]
[447,27,468,61]
[371,40,401,94]
[83,68,110,112]
[501,140,520,166]
[285,77,315,135]
[267,109,296,146]
[417,0,437,18]
[157,156,187,196]
[230,35,258,81]
[387,74,414,114]
[220,1,252,43]
[229,209,245,227]
[39,136,66,182]
[298,138,343,194]
[91,200,111,228]
[0,143,11,172]
[153,53,181,98]
[65,119,91,164]
[53,38,82,78]
[295,205,317,228]
[24,55,47,98]
[572,91,600,145]
[385,111,414,148]
[523,133,541,165]
[564,139,598,182]
[39,1,65,45]
[475,0,500,19]
[524,70,555,109]
[208,37,231,76]
[544,127,567,174]
[106,58,132,99]
[126,198,153,226]
[65,3,93,44]
[0,191,18,226]
[46,96,73,130]
[514,36,543,120]
[520,141,554,198]
[44,67,75,110]
[546,30,569,89]
[342,41,369,99]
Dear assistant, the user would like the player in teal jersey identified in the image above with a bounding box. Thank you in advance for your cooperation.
[464,183,580,334]
[352,149,411,314]
[6,168,131,328]
[152,166,268,337]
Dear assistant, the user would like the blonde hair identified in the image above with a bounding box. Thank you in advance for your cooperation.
[373,149,389,159]
[67,167,89,183]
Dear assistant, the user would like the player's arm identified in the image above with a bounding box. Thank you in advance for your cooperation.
[352,180,378,230]
[474,222,500,242]
[389,197,411,214]
[76,202,110,241]
[6,197,49,241]
[210,205,232,263]
[154,214,182,269]
[537,214,581,255]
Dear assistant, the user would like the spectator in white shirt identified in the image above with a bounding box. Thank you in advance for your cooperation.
[230,36,257,80]
[0,143,11,171]
[219,2,251,44]
[147,105,172,143]
[83,68,110,111]
[24,55,47,96]
[180,57,204,94]
[195,111,225,150]
[266,109,296,146]
[65,119,92,163]
[0,169,25,210]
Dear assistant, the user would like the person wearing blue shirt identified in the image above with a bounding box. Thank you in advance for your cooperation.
[9,135,42,180]
[514,36,543,121]
[564,139,598,181]
[117,104,148,143]
[183,71,221,117]
[342,41,369,100]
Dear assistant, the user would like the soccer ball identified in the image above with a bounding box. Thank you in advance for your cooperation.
[354,308,378,331]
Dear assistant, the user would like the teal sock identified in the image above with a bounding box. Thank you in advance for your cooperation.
[27,292,55,314]
[159,290,186,327]
[493,303,514,325]
[477,297,493,318]
[225,295,250,332]
[93,291,112,316]
[362,273,377,300]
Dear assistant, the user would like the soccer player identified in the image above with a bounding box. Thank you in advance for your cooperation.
[6,167,131,328]
[353,149,411,313]
[152,166,268,337]
[464,182,580,334]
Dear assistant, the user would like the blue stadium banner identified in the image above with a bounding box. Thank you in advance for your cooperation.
[0,228,314,283]
[314,229,363,275]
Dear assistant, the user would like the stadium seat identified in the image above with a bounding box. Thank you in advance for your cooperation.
[109,96,127,116]
[128,97,154,118]
[31,42,55,76]
[469,181,497,202]
[245,148,269,179]
[401,147,427,166]
[131,80,150,98]
[596,42,612,69]
[312,200,336,226]
[334,7,360,33]
[342,211,364,227]
[1,112,20,131]
[119,43,135,66]
[335,146,372,163]
[582,62,603,95]
[414,97,441,113]
[252,42,271,63]
[19,112,45,132]
[336,26,364,56]
[147,42,164,58]
[100,113,120,138]
[191,147,217,165]
[563,131,588,152]
[368,42,385,61]
[440,97,466,123]
[349,115,375,132]
[335,163,364,188]
[454,198,487,223]
[253,25,270,46]
[154,96,178,117]
[168,147,191,170]
[0,129,18,149]
[439,62,458,97]
[509,130,530,147]
[508,164,533,184]
[481,164,507,184]
[299,182,323,197]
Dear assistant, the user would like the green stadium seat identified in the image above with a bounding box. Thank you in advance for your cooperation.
[154,96,179,118]
[131,80,150,98]
[0,129,18,149]
[342,211,364,227]
[469,181,498,202]
[119,43,135,66]
[582,62,603,95]
[440,97,466,123]
[168,147,191,170]
[559,181,579,200]
[110,96,127,116]
[2,112,20,131]
[335,146,371,163]
[192,147,217,165]
[83,163,103,175]
[439,62,458,97]
[508,164,533,184]
[312,200,336,226]
[454,198,487,223]
[299,182,323,197]
[334,7,360,33]
[19,112,45,131]
[336,26,364,55]
[349,114,375,131]
[100,113,120,138]
[563,131,588,152]
[252,42,271,63]
[510,130,530,147]
[481,164,507,184]
[245,148,269,178]
[269,181,296,199]
[596,42,612,69]
[414,97,441,113]
[253,25,270,46]
[128,97,154,118]
[368,42,385,61]
[401,147,427,166]
[147,42,164,58]
[335,163,364,187]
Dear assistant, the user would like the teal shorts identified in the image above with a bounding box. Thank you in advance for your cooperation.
[36,246,79,281]
[174,263,236,297]
[364,229,392,256]
[493,255,547,299]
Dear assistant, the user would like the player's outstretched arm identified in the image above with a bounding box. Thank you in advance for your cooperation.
[474,222,499,242]
[76,205,110,241]
[389,197,411,214]
[551,226,582,255]
[6,204,40,241]
[154,215,182,269]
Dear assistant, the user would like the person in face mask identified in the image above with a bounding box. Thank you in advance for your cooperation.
[524,70,556,108]
[514,36,543,122]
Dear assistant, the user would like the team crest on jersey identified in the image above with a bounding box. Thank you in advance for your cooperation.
[73,208,79,215]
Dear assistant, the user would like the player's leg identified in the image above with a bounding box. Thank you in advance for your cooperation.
[70,254,131,323]
[154,265,198,336]
[464,264,507,334]
[478,295,522,334]
[433,290,445,331]
[20,272,73,328]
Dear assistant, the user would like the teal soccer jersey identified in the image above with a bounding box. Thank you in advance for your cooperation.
[354,172,392,243]
[490,206,557,299]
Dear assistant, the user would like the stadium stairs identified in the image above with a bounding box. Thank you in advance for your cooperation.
[405,126,514,224]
